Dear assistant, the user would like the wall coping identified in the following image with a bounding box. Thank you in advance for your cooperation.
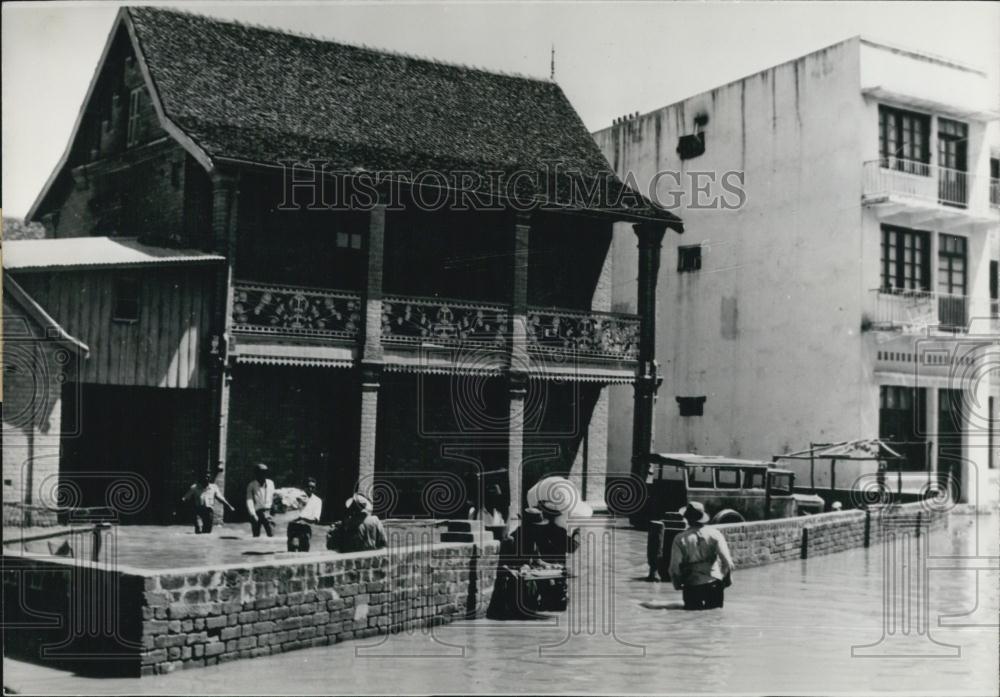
[714,501,935,533]
[1,539,499,579]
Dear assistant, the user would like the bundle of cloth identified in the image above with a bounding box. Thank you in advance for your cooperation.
[525,476,594,530]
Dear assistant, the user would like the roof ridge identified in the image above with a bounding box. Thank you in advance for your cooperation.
[127,5,553,85]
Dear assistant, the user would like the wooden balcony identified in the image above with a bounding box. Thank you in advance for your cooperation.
[229,281,640,380]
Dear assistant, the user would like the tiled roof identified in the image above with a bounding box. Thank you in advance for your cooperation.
[127,7,680,225]
[3,237,225,271]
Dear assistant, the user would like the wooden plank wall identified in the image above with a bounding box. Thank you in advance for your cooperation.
[13,267,215,389]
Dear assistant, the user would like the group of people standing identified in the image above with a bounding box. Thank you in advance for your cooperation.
[180,463,385,554]
[181,468,734,612]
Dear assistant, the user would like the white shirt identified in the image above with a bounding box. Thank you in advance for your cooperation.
[299,494,323,522]
[184,483,222,508]
[246,479,275,517]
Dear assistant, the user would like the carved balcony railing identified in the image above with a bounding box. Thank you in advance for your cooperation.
[232,284,642,362]
[381,295,508,349]
[231,281,362,341]
[526,307,640,360]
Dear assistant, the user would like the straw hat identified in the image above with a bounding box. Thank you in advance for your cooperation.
[679,501,709,524]
[344,493,373,512]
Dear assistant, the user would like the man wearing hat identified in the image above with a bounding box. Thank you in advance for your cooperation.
[245,463,276,538]
[536,500,581,566]
[327,493,386,553]
[286,477,323,552]
[668,501,735,610]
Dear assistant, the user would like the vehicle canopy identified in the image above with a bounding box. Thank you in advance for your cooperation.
[648,453,773,468]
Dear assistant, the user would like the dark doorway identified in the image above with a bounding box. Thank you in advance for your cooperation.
[937,388,965,501]
[878,385,927,471]
[937,118,968,207]
[61,384,210,523]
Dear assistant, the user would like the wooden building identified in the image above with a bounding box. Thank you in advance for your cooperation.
[2,6,682,526]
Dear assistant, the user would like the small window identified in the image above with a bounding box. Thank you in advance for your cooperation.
[676,396,706,416]
[744,470,765,489]
[336,230,363,249]
[689,466,714,487]
[126,87,143,147]
[716,468,740,489]
[659,465,686,482]
[677,245,702,272]
[769,473,792,495]
[113,276,140,322]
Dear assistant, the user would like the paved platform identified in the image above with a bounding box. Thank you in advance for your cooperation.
[2,520,443,570]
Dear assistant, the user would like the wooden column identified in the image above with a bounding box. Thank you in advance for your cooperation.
[357,204,386,497]
[208,171,239,517]
[507,211,531,528]
[630,221,667,480]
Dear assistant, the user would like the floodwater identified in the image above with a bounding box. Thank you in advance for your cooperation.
[5,513,998,695]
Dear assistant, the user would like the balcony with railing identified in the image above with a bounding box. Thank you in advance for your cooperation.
[229,281,641,375]
[868,287,975,333]
[862,158,994,226]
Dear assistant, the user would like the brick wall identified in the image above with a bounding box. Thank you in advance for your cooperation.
[715,501,950,568]
[225,365,359,521]
[3,539,498,677]
[2,300,77,527]
[2,553,146,676]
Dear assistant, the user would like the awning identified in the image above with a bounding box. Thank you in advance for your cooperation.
[2,237,225,271]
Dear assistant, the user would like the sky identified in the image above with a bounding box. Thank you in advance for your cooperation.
[2,0,998,219]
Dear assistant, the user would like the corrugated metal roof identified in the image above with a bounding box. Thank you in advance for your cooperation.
[2,237,225,271]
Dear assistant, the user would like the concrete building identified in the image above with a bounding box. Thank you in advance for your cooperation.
[594,36,1000,509]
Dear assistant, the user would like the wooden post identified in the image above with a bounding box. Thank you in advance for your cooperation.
[507,211,531,529]
[800,526,809,559]
[630,222,667,480]
[208,171,239,518]
[864,509,872,547]
[809,442,816,492]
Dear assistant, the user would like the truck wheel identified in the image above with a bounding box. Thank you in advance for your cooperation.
[710,509,745,524]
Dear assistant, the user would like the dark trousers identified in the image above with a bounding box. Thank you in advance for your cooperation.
[682,580,724,610]
[250,509,273,538]
[194,506,214,534]
[287,520,314,551]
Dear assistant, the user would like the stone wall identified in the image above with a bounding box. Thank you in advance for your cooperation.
[3,539,498,677]
[716,501,949,568]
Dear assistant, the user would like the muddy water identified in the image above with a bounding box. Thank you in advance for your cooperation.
[7,514,998,695]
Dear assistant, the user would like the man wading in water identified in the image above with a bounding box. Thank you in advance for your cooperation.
[668,501,735,610]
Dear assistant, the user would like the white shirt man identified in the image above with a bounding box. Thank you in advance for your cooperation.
[245,477,276,517]
[299,493,323,522]
[246,464,276,538]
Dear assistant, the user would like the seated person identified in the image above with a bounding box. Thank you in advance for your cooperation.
[536,500,581,566]
[488,508,554,619]
[287,477,323,552]
[326,493,387,553]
